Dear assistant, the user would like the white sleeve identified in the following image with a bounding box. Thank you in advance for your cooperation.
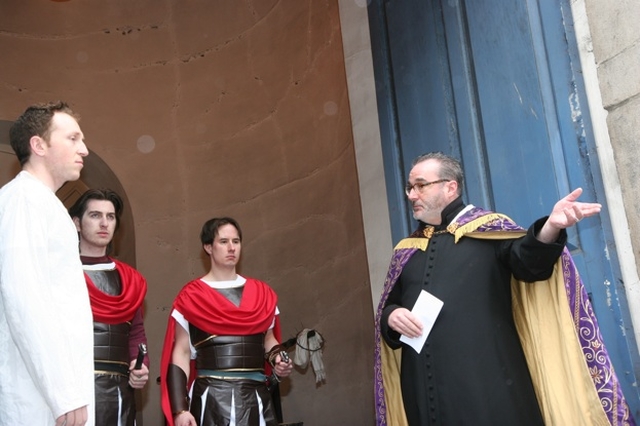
[172,308,196,359]
[270,306,280,330]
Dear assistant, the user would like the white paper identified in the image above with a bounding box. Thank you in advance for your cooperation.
[400,290,444,353]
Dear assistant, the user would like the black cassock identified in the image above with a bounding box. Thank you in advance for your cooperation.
[381,198,566,426]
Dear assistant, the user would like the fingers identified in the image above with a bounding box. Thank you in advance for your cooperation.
[129,373,149,388]
[563,206,583,225]
[563,202,602,226]
[563,188,602,211]
[274,356,294,377]
[57,408,88,426]
[175,411,197,426]
[580,203,602,217]
[128,360,149,388]
[389,308,423,338]
[275,364,293,377]
[556,188,601,228]
[129,359,149,373]
[564,187,583,202]
[65,411,81,426]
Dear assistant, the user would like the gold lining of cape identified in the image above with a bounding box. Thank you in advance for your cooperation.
[380,341,408,426]
[511,265,609,425]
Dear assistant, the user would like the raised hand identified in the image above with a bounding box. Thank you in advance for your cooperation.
[537,188,601,243]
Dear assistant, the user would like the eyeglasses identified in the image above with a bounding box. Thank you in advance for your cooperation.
[405,179,449,196]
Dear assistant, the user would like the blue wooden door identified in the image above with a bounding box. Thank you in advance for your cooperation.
[368,0,640,416]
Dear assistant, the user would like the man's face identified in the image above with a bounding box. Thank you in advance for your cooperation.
[406,159,455,225]
[205,223,242,269]
[74,199,117,255]
[42,112,88,188]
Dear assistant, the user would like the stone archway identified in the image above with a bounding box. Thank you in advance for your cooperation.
[0,119,136,266]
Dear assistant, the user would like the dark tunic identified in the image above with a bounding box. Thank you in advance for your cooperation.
[381,198,566,426]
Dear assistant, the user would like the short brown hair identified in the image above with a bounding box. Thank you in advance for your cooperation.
[9,101,79,166]
[200,217,243,246]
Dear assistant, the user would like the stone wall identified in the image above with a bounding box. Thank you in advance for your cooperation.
[584,0,640,277]
[577,0,640,351]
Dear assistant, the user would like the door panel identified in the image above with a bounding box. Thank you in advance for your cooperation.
[369,0,640,416]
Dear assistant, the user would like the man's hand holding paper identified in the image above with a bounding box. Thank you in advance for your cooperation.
[399,290,444,353]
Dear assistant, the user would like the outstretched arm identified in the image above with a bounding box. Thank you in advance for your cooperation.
[537,188,602,244]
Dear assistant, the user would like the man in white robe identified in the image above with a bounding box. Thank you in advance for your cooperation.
[0,101,95,426]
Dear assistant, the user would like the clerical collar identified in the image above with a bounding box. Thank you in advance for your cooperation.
[411,198,479,239]
[410,197,463,238]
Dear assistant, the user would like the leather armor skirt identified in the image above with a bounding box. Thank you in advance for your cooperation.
[188,332,277,426]
[95,373,136,426]
[190,376,277,426]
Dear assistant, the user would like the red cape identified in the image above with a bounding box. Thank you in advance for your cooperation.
[160,277,280,426]
[86,259,147,323]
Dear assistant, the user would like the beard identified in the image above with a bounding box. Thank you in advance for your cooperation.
[411,191,449,224]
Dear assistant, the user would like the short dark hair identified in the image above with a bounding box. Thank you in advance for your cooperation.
[68,188,124,231]
[200,217,243,246]
[9,101,79,166]
[412,152,465,196]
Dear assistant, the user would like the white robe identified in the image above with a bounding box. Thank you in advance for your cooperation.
[0,171,95,425]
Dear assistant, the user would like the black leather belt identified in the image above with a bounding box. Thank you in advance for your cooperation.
[94,361,129,376]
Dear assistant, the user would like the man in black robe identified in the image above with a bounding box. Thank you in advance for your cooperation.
[376,152,608,425]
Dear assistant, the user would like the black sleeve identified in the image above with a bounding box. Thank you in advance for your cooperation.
[500,216,567,282]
